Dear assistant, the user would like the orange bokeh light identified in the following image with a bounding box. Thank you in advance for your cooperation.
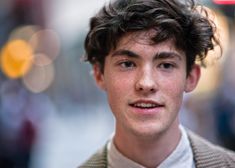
[0,40,34,78]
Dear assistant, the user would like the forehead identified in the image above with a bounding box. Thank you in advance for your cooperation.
[115,30,184,56]
[109,30,186,60]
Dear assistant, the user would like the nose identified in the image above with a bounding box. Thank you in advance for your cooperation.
[135,67,157,94]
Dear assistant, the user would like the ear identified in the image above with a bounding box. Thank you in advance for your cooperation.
[184,64,201,93]
[93,64,106,90]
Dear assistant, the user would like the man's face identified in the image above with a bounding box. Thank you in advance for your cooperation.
[94,30,200,138]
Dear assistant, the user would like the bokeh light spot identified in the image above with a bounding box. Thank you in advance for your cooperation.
[29,29,60,62]
[9,25,40,42]
[23,63,55,93]
[0,40,34,79]
[33,53,52,66]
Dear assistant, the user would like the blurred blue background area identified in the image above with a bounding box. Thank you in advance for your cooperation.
[0,0,235,168]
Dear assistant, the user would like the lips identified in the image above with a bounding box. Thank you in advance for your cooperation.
[129,100,164,109]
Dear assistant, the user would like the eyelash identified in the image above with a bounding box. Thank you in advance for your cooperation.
[118,60,136,69]
[158,63,175,70]
[116,60,176,71]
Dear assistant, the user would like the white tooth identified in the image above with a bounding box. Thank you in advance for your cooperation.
[135,103,157,108]
[141,103,146,107]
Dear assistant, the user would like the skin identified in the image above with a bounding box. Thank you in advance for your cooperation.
[93,30,201,167]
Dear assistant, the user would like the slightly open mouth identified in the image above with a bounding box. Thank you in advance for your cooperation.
[130,103,164,109]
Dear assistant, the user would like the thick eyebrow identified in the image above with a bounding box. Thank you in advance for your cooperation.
[154,51,182,61]
[111,49,139,58]
[111,49,182,60]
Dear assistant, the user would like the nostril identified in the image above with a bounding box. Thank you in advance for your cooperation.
[139,87,144,91]
[135,73,157,92]
[150,88,155,92]
[136,84,156,93]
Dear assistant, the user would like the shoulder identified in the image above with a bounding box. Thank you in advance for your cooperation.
[78,144,108,168]
[187,130,235,168]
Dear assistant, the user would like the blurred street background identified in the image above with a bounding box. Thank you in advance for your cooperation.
[0,0,235,168]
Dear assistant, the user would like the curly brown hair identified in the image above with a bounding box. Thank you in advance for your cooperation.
[84,0,220,74]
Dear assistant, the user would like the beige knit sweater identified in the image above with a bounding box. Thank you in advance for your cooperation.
[79,131,235,168]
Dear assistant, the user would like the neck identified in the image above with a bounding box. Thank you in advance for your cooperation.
[113,120,181,168]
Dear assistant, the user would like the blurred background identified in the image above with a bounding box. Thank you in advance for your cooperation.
[0,0,234,168]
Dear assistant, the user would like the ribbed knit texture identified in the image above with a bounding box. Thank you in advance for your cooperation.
[79,146,107,168]
[79,131,235,168]
[188,130,235,168]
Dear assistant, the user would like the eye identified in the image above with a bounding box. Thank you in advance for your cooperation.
[119,61,136,69]
[158,63,175,70]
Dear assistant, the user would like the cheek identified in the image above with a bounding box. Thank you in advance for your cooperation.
[105,71,134,93]
[162,77,185,106]
[105,77,133,120]
[105,74,133,105]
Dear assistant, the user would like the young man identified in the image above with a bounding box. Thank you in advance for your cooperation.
[80,0,235,167]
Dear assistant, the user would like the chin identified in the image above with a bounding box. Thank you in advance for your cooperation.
[130,123,166,139]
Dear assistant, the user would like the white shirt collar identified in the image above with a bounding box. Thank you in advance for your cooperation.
[107,125,195,168]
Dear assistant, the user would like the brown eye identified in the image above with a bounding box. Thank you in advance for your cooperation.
[162,63,173,68]
[158,63,175,70]
[119,61,136,69]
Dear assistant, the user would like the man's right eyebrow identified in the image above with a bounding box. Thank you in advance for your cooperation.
[111,49,139,58]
